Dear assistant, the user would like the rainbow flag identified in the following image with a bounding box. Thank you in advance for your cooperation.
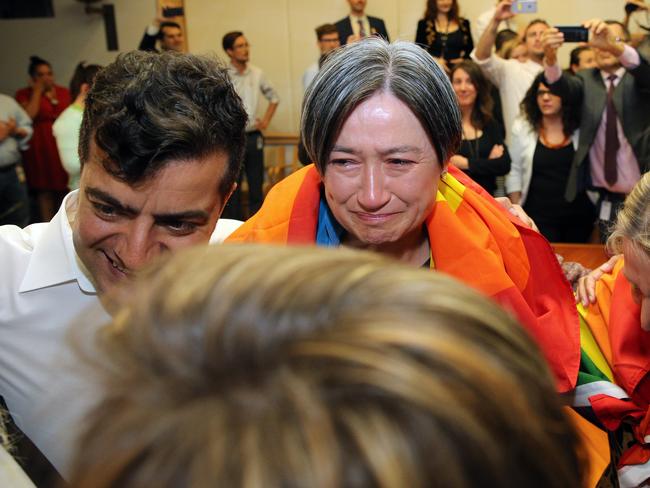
[229,165,580,391]
[576,259,650,487]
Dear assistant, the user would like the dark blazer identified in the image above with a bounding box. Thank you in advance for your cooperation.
[334,15,389,45]
[548,52,650,200]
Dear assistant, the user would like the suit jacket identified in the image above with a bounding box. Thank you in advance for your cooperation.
[549,53,650,200]
[334,15,389,45]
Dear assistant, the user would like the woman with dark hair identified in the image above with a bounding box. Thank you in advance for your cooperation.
[15,56,71,221]
[53,62,102,190]
[506,72,595,242]
[415,0,473,73]
[449,61,510,196]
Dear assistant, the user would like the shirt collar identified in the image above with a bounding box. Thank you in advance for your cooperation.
[19,191,97,294]
[228,62,250,76]
[600,66,626,83]
[349,14,368,23]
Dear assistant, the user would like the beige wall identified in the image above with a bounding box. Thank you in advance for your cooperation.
[0,0,626,133]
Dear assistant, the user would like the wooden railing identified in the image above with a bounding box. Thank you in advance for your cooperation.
[263,132,302,193]
[551,243,607,270]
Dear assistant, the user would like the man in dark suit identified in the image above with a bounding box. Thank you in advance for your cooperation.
[138,5,185,53]
[334,0,389,45]
[543,19,650,240]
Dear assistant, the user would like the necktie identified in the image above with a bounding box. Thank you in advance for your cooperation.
[358,19,366,38]
[604,74,619,186]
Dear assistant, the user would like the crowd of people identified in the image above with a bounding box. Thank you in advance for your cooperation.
[0,0,649,487]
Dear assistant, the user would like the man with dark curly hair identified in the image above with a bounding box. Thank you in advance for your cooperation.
[0,50,247,476]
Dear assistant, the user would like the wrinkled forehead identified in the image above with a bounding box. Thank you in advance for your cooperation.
[162,26,182,37]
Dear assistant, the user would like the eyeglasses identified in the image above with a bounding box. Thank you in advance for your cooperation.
[536,89,553,97]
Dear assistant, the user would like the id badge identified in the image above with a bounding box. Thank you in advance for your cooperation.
[599,200,612,221]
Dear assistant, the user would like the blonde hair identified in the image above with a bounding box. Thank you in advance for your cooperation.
[69,244,584,488]
[608,172,650,256]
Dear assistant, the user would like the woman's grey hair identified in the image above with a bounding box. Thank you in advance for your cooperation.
[301,38,462,173]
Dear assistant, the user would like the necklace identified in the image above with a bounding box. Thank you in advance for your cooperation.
[539,126,569,149]
[462,125,480,161]
[436,17,450,59]
[45,90,59,106]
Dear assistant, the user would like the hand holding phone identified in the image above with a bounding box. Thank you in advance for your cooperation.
[556,26,589,43]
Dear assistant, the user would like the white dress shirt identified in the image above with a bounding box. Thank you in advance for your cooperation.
[0,191,241,477]
[470,52,543,145]
[302,61,319,92]
[227,63,280,132]
[349,14,371,38]
[473,7,515,46]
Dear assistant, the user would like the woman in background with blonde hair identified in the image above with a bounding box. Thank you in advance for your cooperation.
[68,244,585,488]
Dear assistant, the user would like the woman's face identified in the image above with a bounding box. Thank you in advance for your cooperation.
[436,0,453,14]
[510,43,528,62]
[536,82,562,117]
[623,239,650,331]
[436,0,454,14]
[321,91,442,254]
[451,68,477,110]
[32,63,54,89]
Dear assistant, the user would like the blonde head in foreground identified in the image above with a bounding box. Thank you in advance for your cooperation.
[69,244,585,488]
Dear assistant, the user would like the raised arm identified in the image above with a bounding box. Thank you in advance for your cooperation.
[474,1,515,60]
[18,79,45,120]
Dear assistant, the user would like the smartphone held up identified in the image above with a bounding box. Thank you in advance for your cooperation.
[556,26,589,43]
[162,6,184,18]
[511,0,538,14]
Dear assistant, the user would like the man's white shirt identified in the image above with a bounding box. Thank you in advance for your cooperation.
[0,191,241,477]
[470,52,543,145]
[303,61,319,92]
